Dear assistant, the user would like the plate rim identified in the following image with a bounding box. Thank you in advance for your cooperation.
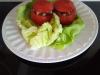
[2,1,99,63]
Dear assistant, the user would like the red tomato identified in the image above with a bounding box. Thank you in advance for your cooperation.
[32,0,53,13]
[31,12,52,26]
[31,0,53,25]
[54,0,77,25]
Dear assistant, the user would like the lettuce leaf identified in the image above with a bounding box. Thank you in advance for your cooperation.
[30,14,62,49]
[16,1,36,29]
[17,5,26,20]
[22,26,37,42]
[47,13,62,45]
[51,17,85,50]
[30,23,51,49]
[19,13,62,49]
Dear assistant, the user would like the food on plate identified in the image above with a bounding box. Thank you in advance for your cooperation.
[31,0,53,25]
[54,0,76,25]
[16,0,85,50]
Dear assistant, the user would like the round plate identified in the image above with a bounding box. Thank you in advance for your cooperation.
[2,1,98,63]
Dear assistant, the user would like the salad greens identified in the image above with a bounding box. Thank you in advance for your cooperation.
[51,17,84,49]
[17,1,36,29]
[16,1,85,50]
[20,13,62,49]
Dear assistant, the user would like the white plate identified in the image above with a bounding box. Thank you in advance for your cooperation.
[2,1,98,63]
